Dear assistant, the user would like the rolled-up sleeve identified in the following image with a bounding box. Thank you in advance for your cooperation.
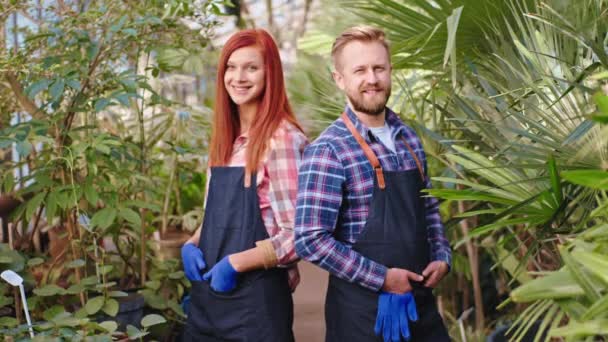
[265,129,308,265]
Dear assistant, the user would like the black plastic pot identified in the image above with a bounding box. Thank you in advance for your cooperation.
[97,292,145,331]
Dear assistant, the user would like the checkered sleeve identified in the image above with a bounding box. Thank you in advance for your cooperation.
[295,142,388,291]
[266,128,309,265]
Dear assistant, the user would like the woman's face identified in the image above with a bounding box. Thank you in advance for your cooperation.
[224,46,265,106]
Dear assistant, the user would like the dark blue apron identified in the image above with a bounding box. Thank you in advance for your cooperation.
[184,167,294,342]
[325,113,450,342]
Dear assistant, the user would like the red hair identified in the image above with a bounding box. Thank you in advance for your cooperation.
[209,29,303,175]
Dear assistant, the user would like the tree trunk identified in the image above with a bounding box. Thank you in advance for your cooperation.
[457,190,485,329]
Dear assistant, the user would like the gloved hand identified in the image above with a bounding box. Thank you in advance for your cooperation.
[374,291,418,341]
[202,256,238,292]
[181,243,206,281]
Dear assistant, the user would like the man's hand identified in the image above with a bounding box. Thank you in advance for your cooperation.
[422,261,448,288]
[382,268,423,294]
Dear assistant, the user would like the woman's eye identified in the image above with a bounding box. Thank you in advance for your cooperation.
[248,65,258,71]
[226,65,235,70]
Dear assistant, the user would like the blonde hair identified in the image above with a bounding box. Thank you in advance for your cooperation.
[331,25,390,70]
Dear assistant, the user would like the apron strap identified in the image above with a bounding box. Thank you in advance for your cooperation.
[399,136,426,183]
[341,112,427,186]
[341,112,385,189]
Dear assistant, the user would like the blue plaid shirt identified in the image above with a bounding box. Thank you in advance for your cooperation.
[295,106,451,291]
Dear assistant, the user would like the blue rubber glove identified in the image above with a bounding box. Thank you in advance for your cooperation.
[375,291,418,342]
[181,243,206,281]
[202,256,238,292]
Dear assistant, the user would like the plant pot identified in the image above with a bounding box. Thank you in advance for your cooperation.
[0,195,22,218]
[97,292,145,332]
[151,230,190,261]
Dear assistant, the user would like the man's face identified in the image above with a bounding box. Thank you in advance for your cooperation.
[332,41,392,116]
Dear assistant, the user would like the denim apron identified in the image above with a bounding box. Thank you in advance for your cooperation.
[184,167,294,342]
[325,113,450,342]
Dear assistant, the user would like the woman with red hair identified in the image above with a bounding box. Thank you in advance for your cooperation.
[181,29,307,341]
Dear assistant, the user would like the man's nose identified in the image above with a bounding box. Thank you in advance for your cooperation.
[364,69,378,84]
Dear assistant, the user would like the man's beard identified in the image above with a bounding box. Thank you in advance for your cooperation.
[347,86,391,116]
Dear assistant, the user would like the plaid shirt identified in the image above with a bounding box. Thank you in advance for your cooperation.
[295,107,451,291]
[205,120,308,288]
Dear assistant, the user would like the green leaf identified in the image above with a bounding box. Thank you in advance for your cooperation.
[26,79,52,98]
[582,294,608,320]
[561,247,600,301]
[145,280,161,290]
[511,270,584,302]
[0,295,13,307]
[123,28,137,36]
[108,291,128,298]
[95,143,111,154]
[0,317,18,327]
[141,314,166,328]
[548,155,562,204]
[141,290,167,310]
[26,192,45,219]
[94,98,111,112]
[66,283,85,294]
[119,207,141,226]
[46,191,58,223]
[102,298,119,317]
[81,276,98,286]
[169,299,186,317]
[592,112,608,123]
[43,305,66,321]
[571,250,608,285]
[99,265,114,276]
[593,92,608,115]
[2,172,15,193]
[90,207,117,230]
[66,259,86,268]
[123,200,160,212]
[49,79,65,101]
[99,321,118,333]
[85,296,105,315]
[27,257,44,267]
[168,271,184,280]
[84,180,99,206]
[34,284,66,297]
[86,42,100,61]
[126,324,148,339]
[562,170,608,190]
[16,140,33,157]
[53,314,85,327]
[549,319,608,336]
[66,79,81,91]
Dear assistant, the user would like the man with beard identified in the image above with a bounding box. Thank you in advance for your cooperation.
[294,26,451,342]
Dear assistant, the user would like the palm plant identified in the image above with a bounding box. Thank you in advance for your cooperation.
[413,1,607,340]
[325,0,608,339]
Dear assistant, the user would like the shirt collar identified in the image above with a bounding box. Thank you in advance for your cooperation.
[343,105,408,141]
[234,130,249,147]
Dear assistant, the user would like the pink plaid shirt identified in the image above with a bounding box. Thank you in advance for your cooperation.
[205,120,308,288]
